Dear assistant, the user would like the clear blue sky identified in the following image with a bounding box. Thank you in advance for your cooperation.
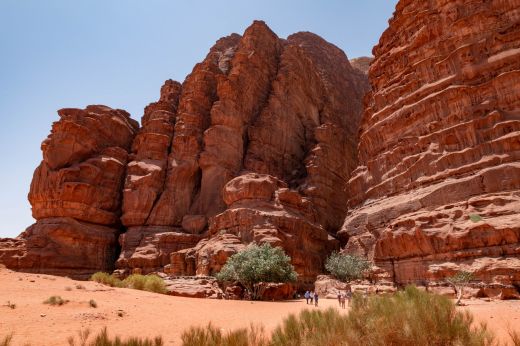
[0,0,397,238]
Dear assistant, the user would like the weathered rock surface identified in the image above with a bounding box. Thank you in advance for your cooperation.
[340,0,520,293]
[116,20,368,286]
[0,106,138,277]
[164,276,222,298]
[349,57,373,75]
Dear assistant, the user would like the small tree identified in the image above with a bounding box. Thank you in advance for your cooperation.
[325,252,370,282]
[447,271,474,306]
[215,243,297,300]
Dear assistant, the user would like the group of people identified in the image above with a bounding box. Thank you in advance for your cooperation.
[337,289,352,309]
[303,290,319,306]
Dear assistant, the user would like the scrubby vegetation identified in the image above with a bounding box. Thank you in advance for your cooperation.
[181,323,268,346]
[5,301,15,309]
[325,252,370,282]
[90,272,167,294]
[44,295,69,306]
[123,274,167,294]
[89,299,98,308]
[447,271,475,306]
[1,334,12,346]
[215,243,297,300]
[66,327,163,346]
[181,286,498,346]
[90,272,124,288]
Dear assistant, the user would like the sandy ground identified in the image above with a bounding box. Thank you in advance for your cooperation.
[1,268,519,345]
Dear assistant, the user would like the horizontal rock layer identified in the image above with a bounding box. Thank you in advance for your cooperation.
[340,0,520,292]
[0,106,138,278]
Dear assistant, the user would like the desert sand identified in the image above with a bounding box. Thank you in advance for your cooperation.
[1,267,519,345]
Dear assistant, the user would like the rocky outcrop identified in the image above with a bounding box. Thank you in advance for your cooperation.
[164,276,222,298]
[116,21,368,285]
[349,57,372,75]
[0,106,138,278]
[340,0,520,292]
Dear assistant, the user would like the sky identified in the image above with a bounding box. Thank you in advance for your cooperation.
[0,0,397,238]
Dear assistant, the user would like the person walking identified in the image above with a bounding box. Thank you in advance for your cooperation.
[337,292,342,307]
[346,288,352,307]
[340,292,346,309]
[309,291,314,304]
[314,292,319,307]
[304,290,310,304]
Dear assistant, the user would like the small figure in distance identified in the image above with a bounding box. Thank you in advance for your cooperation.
[304,290,310,304]
[314,292,319,307]
[346,288,353,307]
[309,291,314,304]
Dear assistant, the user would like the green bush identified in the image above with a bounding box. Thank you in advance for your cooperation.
[92,272,167,294]
[90,272,123,288]
[469,214,483,222]
[143,275,167,294]
[325,252,370,282]
[447,271,475,306]
[181,323,268,346]
[123,274,147,290]
[215,243,297,300]
[44,295,69,306]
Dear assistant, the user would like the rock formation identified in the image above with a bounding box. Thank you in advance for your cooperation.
[0,106,138,278]
[349,57,373,75]
[340,0,520,293]
[116,21,368,286]
[0,21,368,287]
[3,2,518,297]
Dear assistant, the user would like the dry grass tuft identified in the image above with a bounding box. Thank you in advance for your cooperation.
[43,295,69,306]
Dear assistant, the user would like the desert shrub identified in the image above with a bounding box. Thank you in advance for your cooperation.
[6,301,16,309]
[215,243,297,300]
[469,214,483,222]
[447,271,475,306]
[181,323,268,346]
[76,284,86,290]
[342,285,493,346]
[65,286,73,291]
[44,295,69,306]
[123,274,147,290]
[143,275,167,294]
[1,334,12,346]
[90,272,123,288]
[325,252,370,282]
[89,299,98,308]
[67,328,163,346]
[122,274,167,294]
[269,286,494,346]
[271,308,350,346]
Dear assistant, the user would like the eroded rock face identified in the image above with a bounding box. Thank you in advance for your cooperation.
[0,106,138,277]
[340,0,520,292]
[116,21,368,284]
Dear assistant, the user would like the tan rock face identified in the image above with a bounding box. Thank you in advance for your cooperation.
[116,21,368,285]
[0,106,138,277]
[340,0,520,291]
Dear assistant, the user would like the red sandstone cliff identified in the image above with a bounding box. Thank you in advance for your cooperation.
[0,106,138,277]
[0,21,368,285]
[116,22,368,285]
[340,0,520,295]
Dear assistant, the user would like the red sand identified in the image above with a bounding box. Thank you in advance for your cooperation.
[1,268,519,345]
